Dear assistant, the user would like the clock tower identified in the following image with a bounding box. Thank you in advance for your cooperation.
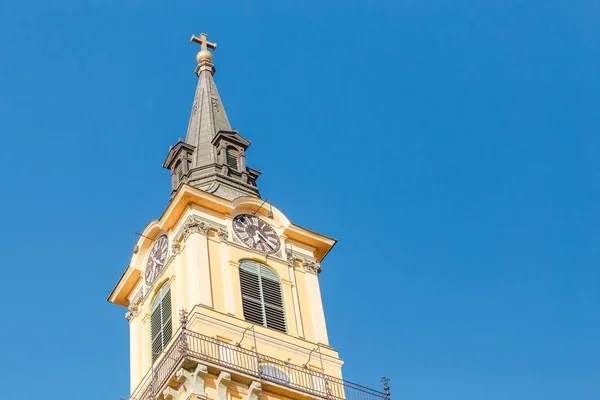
[108,32,390,400]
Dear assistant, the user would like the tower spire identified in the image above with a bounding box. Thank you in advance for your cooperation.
[163,32,261,201]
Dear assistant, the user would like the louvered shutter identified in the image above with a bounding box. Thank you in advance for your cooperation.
[240,266,265,326]
[161,288,173,346]
[150,283,173,361]
[239,261,287,333]
[262,276,286,332]
[226,148,239,170]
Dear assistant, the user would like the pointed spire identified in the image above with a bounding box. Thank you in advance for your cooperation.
[163,33,261,201]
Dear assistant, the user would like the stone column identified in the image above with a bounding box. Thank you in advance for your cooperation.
[218,227,235,315]
[304,260,329,345]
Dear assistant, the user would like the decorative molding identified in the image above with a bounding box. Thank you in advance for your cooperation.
[179,308,189,327]
[303,259,322,275]
[286,249,320,272]
[227,239,287,263]
[216,371,231,400]
[175,214,227,244]
[247,382,262,400]
[176,364,209,399]
[171,242,181,255]
[131,286,144,306]
[181,219,210,241]
[162,387,178,400]
[125,305,138,322]
[218,227,229,243]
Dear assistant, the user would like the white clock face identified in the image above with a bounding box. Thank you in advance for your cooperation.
[232,214,280,254]
[144,234,169,285]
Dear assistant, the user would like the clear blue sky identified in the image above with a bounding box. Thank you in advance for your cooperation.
[0,1,598,399]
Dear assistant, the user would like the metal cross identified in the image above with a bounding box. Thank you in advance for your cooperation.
[190,32,217,52]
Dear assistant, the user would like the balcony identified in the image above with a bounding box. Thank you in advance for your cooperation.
[130,326,389,400]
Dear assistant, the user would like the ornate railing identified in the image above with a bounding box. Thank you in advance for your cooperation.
[130,328,389,400]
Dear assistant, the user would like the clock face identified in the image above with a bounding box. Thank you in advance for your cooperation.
[144,234,169,285]
[232,214,280,254]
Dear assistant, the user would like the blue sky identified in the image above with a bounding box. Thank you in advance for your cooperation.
[0,1,598,399]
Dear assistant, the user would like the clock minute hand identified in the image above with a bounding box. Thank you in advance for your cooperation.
[257,231,275,249]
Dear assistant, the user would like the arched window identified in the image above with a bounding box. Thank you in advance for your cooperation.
[150,283,173,361]
[226,147,239,171]
[239,260,286,333]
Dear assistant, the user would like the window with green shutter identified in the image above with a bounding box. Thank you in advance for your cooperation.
[150,283,173,361]
[239,260,286,333]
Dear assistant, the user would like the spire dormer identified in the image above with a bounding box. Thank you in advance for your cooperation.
[163,33,261,200]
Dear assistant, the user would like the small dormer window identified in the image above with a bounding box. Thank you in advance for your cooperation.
[226,147,239,171]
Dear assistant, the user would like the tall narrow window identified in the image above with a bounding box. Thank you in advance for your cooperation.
[239,260,286,333]
[150,283,173,361]
[226,147,239,171]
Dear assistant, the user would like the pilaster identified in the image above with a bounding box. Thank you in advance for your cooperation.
[128,311,142,392]
[218,227,235,314]
[303,259,329,345]
[286,250,304,338]
[182,219,213,309]
[173,244,186,327]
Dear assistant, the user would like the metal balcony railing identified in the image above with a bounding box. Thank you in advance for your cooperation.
[130,327,389,400]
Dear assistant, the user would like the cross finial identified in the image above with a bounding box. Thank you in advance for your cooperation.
[191,32,217,52]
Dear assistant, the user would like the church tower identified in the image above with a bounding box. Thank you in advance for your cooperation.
[108,33,390,400]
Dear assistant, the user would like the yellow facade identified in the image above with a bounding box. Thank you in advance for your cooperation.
[108,33,388,400]
[108,186,351,400]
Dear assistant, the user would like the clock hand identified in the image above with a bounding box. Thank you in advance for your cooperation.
[257,232,274,249]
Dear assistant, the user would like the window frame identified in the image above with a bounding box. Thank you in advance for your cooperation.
[226,147,239,171]
[239,260,287,333]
